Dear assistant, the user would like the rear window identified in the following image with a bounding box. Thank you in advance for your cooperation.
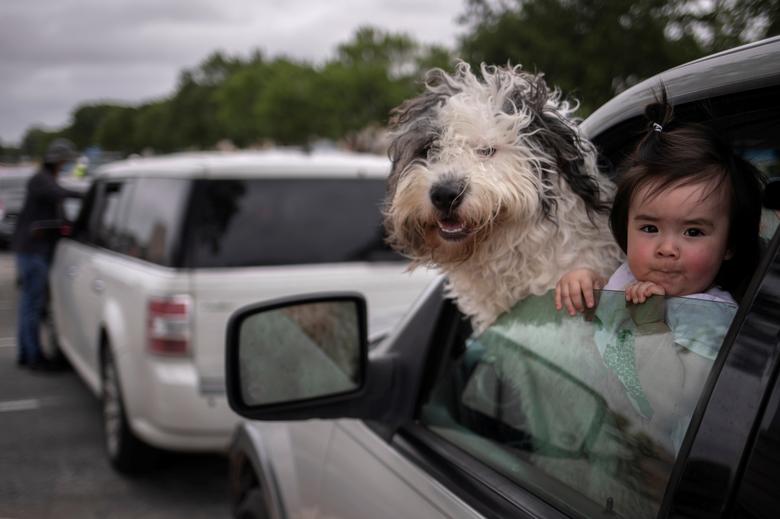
[182,178,400,268]
[81,177,190,267]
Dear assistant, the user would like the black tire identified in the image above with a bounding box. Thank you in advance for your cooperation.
[102,346,158,474]
[234,487,269,519]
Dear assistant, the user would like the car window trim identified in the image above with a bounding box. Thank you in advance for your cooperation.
[663,226,780,517]
[394,424,568,519]
[397,296,647,519]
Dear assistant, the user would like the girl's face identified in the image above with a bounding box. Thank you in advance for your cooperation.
[626,179,732,297]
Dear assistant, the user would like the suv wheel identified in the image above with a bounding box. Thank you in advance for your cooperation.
[102,346,157,473]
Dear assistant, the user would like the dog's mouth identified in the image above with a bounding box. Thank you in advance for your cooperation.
[436,218,472,241]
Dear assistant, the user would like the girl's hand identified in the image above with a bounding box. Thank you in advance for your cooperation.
[625,281,665,304]
[555,269,606,316]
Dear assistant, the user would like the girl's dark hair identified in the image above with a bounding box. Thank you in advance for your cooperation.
[609,88,765,299]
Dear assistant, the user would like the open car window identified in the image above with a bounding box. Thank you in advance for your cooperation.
[420,289,737,519]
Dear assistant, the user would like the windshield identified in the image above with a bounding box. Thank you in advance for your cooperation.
[182,178,401,268]
[420,289,737,518]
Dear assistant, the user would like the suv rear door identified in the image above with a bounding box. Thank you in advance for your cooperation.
[183,177,435,389]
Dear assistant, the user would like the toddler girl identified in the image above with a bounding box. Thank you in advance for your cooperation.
[556,94,763,313]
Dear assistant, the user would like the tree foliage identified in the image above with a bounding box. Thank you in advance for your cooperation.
[7,3,778,160]
[14,26,450,157]
[458,0,779,114]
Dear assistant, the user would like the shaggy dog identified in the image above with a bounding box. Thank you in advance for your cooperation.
[384,62,624,331]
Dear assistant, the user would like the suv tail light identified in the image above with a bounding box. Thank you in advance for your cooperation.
[147,295,191,356]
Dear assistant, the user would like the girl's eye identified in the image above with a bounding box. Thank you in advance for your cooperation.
[477,146,496,157]
[639,225,658,233]
[684,228,705,237]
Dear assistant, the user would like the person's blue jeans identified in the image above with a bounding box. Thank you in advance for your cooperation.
[16,253,49,364]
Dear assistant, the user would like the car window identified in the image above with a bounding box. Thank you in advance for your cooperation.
[89,180,134,251]
[118,177,190,266]
[419,290,737,519]
[182,178,401,268]
[593,87,780,243]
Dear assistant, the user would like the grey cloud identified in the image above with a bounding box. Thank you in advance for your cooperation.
[0,0,462,144]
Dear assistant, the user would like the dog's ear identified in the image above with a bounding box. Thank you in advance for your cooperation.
[519,74,608,217]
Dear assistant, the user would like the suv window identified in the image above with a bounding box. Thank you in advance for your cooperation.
[119,177,190,266]
[90,180,133,251]
[419,290,737,518]
[182,178,400,268]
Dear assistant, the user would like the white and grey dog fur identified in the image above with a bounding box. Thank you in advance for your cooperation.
[384,62,624,331]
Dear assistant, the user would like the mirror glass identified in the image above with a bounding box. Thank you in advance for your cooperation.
[238,300,362,406]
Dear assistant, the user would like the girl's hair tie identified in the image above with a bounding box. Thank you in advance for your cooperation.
[652,122,663,133]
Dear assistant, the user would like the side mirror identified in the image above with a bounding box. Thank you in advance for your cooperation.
[225,293,368,417]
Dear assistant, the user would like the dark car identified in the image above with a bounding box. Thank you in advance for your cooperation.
[224,37,780,518]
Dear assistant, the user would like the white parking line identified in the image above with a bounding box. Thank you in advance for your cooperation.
[0,396,64,413]
[0,399,41,412]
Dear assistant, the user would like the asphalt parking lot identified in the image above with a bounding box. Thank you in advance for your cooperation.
[0,252,231,519]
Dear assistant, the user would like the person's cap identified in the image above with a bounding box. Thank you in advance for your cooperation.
[44,138,78,164]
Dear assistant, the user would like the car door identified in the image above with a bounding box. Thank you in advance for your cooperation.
[54,179,134,385]
[225,210,780,518]
[318,419,484,519]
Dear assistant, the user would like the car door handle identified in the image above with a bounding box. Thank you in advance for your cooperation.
[92,279,105,293]
[67,266,78,279]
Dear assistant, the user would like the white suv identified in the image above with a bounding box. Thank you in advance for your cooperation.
[48,149,436,473]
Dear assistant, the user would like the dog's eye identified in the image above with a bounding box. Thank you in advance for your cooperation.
[477,146,496,157]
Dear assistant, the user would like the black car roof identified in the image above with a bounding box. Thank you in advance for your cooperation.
[581,36,780,139]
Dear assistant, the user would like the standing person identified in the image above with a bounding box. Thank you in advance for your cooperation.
[11,138,83,370]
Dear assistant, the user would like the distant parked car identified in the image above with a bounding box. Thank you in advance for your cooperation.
[0,165,34,247]
[48,149,437,473]
[225,38,780,518]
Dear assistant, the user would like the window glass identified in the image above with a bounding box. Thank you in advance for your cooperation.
[119,177,190,266]
[183,178,401,268]
[90,180,133,251]
[420,290,737,519]
[71,184,96,241]
[731,112,780,242]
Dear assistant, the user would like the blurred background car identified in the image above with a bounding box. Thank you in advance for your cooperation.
[0,165,35,248]
[225,37,780,519]
[47,148,438,474]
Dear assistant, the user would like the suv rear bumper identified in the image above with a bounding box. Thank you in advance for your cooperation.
[127,360,239,452]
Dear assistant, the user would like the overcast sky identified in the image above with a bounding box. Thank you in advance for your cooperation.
[0,0,466,145]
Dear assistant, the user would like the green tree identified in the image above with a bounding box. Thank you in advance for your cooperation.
[214,55,271,147]
[458,0,704,114]
[95,106,138,152]
[133,101,174,153]
[65,103,119,149]
[20,127,63,160]
[457,0,779,115]
[251,59,322,145]
[669,0,780,52]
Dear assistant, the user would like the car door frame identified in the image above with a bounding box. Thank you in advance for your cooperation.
[226,215,780,519]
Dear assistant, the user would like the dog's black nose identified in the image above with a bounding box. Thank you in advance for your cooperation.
[430,181,465,212]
